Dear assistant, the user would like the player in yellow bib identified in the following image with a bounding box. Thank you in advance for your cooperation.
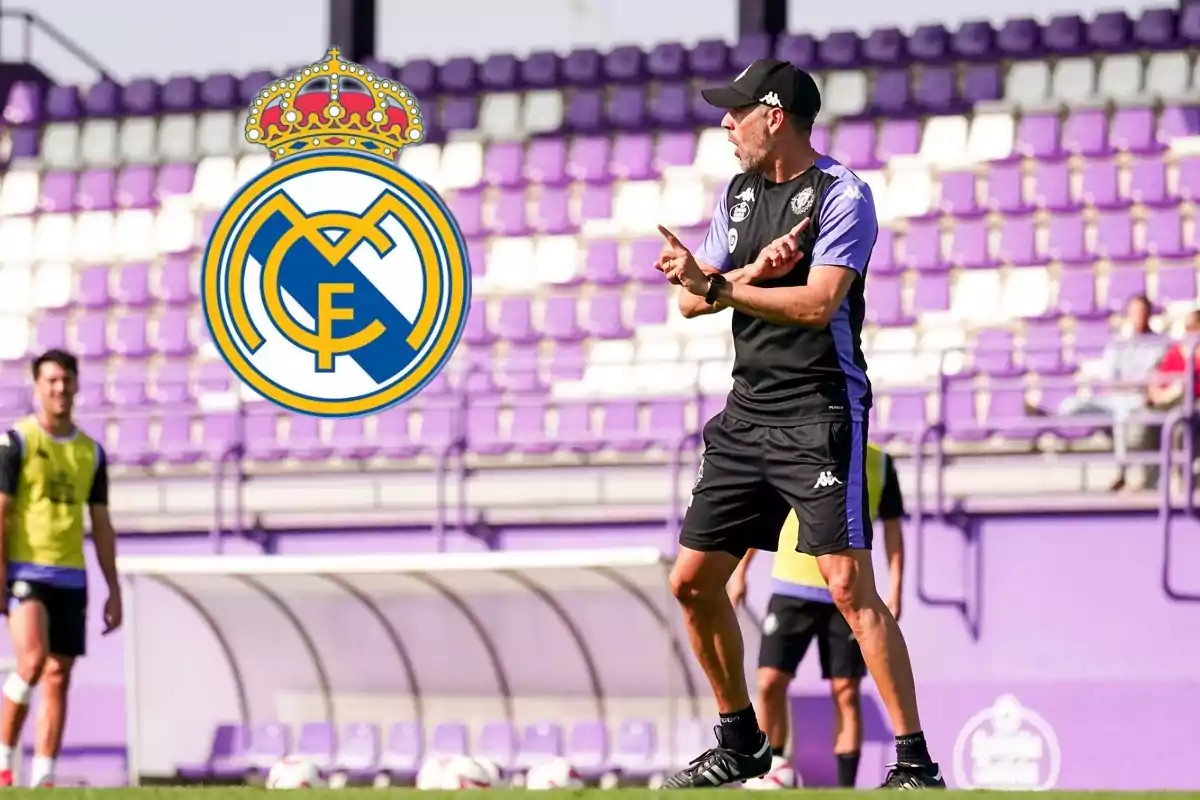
[727,442,905,789]
[0,350,122,788]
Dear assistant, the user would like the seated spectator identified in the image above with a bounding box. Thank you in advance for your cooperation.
[1148,309,1200,409]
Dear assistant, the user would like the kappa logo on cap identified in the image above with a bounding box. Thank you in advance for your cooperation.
[760,92,781,107]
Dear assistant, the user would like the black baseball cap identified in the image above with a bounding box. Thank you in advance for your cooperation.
[700,59,822,120]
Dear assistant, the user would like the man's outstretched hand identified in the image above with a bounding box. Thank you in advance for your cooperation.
[747,218,810,282]
[654,225,710,296]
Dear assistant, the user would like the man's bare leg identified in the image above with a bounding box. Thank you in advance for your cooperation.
[0,601,51,785]
[29,655,72,787]
[669,547,750,715]
[819,549,942,786]
[756,667,791,758]
[831,677,862,787]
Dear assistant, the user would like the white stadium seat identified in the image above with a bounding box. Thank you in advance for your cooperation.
[440,140,484,190]
[40,124,80,170]
[33,214,74,264]
[79,119,119,168]
[72,212,114,263]
[479,93,523,140]
[0,266,32,314]
[821,71,868,118]
[532,235,582,286]
[1050,58,1096,106]
[398,142,442,189]
[113,210,158,261]
[612,181,662,234]
[0,315,30,361]
[522,90,564,135]
[966,112,1015,163]
[118,118,158,165]
[1004,61,1051,109]
[32,262,73,310]
[193,157,238,209]
[0,170,40,216]
[157,115,199,162]
[196,112,238,157]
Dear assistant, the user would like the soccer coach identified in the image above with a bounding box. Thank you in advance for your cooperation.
[654,59,944,790]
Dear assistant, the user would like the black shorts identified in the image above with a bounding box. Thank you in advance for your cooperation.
[758,594,865,680]
[6,579,87,658]
[680,411,873,558]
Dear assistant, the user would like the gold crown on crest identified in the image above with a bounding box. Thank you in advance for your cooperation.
[244,48,425,161]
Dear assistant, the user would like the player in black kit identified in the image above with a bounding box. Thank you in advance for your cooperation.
[654,59,944,790]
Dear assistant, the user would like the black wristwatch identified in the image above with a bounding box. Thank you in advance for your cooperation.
[704,272,727,305]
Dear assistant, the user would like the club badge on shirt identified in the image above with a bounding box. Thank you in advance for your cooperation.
[791,187,814,216]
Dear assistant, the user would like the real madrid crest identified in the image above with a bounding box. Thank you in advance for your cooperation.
[791,186,814,216]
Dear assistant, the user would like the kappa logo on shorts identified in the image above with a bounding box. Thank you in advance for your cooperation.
[762,613,779,635]
[202,48,471,418]
[813,470,843,489]
[10,581,28,599]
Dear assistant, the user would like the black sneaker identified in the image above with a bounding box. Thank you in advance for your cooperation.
[881,762,947,789]
[662,727,772,788]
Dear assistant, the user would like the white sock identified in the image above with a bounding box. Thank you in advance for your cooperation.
[0,743,11,771]
[29,755,54,786]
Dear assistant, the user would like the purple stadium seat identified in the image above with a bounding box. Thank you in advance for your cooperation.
[1110,108,1156,155]
[1032,161,1071,211]
[158,415,200,465]
[863,27,905,65]
[1177,156,1200,202]
[246,723,290,769]
[110,418,155,467]
[912,272,950,313]
[114,263,152,307]
[649,399,689,448]
[464,299,496,346]
[238,71,274,106]
[866,275,906,325]
[480,54,519,91]
[1183,6,1200,45]
[604,45,645,84]
[1079,159,1121,209]
[1094,210,1135,262]
[586,240,623,286]
[1062,110,1108,157]
[1159,106,1200,147]
[632,289,668,327]
[449,190,484,238]
[379,722,423,778]
[971,329,1019,377]
[908,24,951,61]
[985,163,1027,213]
[733,34,769,66]
[872,229,899,275]
[490,298,532,345]
[484,142,524,188]
[953,21,996,61]
[439,97,478,133]
[428,723,468,758]
[1015,114,1061,159]
[154,309,193,356]
[871,70,911,117]
[774,34,817,69]
[1157,266,1197,304]
[948,219,992,268]
[335,723,381,776]
[477,722,518,771]
[610,720,655,777]
[1088,10,1132,51]
[44,85,81,121]
[650,83,692,130]
[610,134,654,180]
[294,723,335,769]
[877,119,920,161]
[607,86,647,130]
[498,398,547,453]
[525,138,568,186]
[567,137,610,183]
[829,121,877,170]
[1106,269,1146,312]
[882,390,928,441]
[586,292,630,338]
[1146,207,1192,259]
[177,724,248,781]
[940,171,980,217]
[199,74,238,109]
[997,18,1041,57]
[439,57,478,93]
[563,48,603,87]
[517,722,564,769]
[556,401,601,453]
[245,411,285,462]
[603,400,647,453]
[78,169,116,211]
[117,165,157,208]
[1044,213,1088,265]
[535,186,572,234]
[289,415,333,462]
[161,76,198,112]
[84,80,120,117]
[399,60,436,95]
[655,131,695,170]
[998,215,1037,264]
[492,187,529,236]
[542,296,583,343]
[915,67,959,113]
[1023,321,1070,376]
[578,184,613,226]
[330,418,377,461]
[944,384,987,441]
[1057,268,1100,318]
[691,86,726,127]
[40,171,77,213]
[1128,158,1167,207]
[1072,318,1113,361]
[520,51,560,88]
[4,82,41,126]
[9,127,39,159]
[374,408,417,460]
[72,313,109,359]
[1043,14,1086,54]
[1136,7,1178,48]
[628,238,662,284]
[690,39,731,78]
[112,363,150,408]
[76,266,111,309]
[153,361,193,407]
[819,30,861,68]
[647,42,687,81]
[550,723,600,783]
[158,255,195,305]
[962,64,1002,104]
[903,220,944,271]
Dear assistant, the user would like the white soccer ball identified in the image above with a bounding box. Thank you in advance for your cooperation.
[439,755,496,789]
[744,756,797,790]
[265,755,323,789]
[525,757,584,790]
[416,755,453,790]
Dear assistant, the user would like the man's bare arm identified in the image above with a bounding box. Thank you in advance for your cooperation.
[89,505,119,598]
[678,264,754,318]
[711,264,857,328]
